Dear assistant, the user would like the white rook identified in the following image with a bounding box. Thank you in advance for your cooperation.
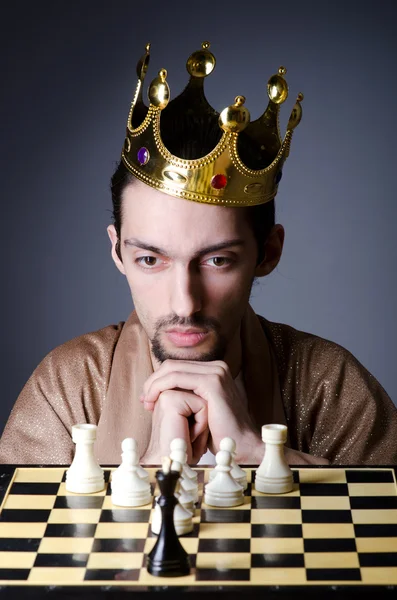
[66,424,105,494]
[255,424,293,494]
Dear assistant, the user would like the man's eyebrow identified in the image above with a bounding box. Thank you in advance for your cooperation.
[123,237,246,259]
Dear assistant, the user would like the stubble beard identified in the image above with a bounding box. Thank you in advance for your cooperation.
[150,328,229,364]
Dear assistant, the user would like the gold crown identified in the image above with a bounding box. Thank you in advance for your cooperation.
[121,42,303,207]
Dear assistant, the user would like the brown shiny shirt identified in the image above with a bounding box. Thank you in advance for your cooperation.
[0,304,396,465]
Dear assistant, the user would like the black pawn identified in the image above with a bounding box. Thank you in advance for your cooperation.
[147,469,191,577]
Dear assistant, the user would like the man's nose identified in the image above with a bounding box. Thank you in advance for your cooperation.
[170,267,202,317]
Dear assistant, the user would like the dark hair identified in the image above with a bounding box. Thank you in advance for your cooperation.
[110,112,275,266]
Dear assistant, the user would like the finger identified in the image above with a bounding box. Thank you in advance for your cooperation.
[143,401,155,412]
[158,410,190,441]
[149,389,208,429]
[144,372,220,405]
[141,360,228,396]
[190,416,207,443]
[147,388,208,420]
[189,401,208,442]
[142,387,194,411]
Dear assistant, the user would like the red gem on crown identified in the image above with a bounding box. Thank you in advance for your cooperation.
[211,174,227,190]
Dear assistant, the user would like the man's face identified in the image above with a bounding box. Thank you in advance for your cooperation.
[108,181,260,365]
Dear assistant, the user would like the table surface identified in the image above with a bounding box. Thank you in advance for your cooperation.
[0,464,396,599]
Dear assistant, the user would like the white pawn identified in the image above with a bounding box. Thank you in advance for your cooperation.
[173,459,195,516]
[170,439,198,482]
[66,424,105,494]
[170,448,199,504]
[255,424,293,494]
[126,438,150,483]
[111,439,151,507]
[204,450,244,507]
[151,460,193,536]
[209,437,247,490]
[176,482,195,516]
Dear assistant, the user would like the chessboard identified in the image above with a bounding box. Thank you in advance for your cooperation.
[0,466,397,594]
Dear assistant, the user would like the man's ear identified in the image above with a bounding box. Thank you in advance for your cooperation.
[107,225,126,276]
[254,224,285,277]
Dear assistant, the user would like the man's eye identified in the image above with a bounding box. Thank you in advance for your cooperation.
[136,257,159,267]
[207,257,232,267]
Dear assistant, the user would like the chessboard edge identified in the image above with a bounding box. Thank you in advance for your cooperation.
[0,583,396,599]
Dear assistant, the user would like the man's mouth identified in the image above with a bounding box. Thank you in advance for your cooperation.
[165,331,209,347]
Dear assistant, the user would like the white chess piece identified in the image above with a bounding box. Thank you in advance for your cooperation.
[170,438,198,482]
[126,438,150,483]
[151,460,193,536]
[169,448,199,504]
[111,439,151,507]
[176,482,195,515]
[255,424,293,494]
[209,437,247,490]
[204,450,244,507]
[66,424,105,494]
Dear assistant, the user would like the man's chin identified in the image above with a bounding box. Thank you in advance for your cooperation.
[156,347,223,364]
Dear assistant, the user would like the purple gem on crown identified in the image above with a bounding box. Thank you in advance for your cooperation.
[137,147,150,165]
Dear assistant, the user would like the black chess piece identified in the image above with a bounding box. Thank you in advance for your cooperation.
[147,469,191,577]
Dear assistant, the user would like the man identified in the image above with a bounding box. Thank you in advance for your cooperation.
[1,43,396,466]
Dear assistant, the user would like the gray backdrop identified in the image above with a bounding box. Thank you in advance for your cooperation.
[1,0,396,435]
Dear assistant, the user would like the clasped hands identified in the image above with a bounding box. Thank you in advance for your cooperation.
[139,358,329,466]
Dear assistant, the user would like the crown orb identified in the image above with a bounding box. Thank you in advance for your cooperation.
[267,73,289,104]
[148,70,170,109]
[211,174,228,190]
[186,47,216,78]
[137,147,150,166]
[219,97,250,133]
